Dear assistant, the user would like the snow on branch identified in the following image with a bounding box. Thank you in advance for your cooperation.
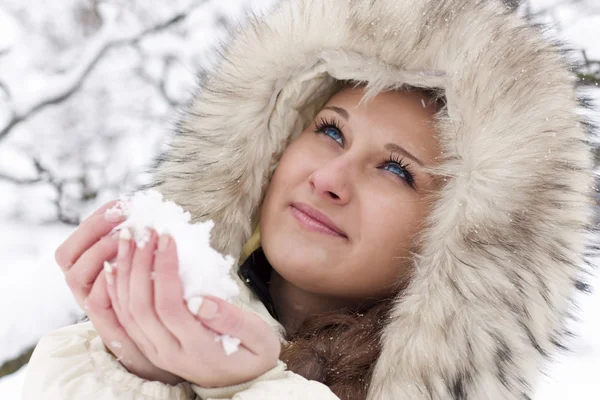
[0,5,198,141]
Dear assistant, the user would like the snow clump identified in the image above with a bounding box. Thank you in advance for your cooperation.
[105,189,242,354]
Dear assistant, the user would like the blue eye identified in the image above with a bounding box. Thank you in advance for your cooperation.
[383,163,407,179]
[314,117,344,146]
[314,116,417,189]
[323,127,343,145]
[382,155,416,188]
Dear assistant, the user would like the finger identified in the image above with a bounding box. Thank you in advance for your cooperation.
[87,268,146,367]
[195,296,280,358]
[103,261,149,361]
[55,200,126,271]
[129,229,159,318]
[93,269,185,385]
[129,230,181,356]
[115,228,135,314]
[152,234,199,338]
[106,243,157,358]
[65,231,120,308]
[87,268,114,313]
[104,260,119,311]
[82,199,122,224]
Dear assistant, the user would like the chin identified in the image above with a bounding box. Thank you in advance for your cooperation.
[264,234,333,277]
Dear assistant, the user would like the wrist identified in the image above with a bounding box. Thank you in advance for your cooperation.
[192,361,278,389]
[124,363,185,386]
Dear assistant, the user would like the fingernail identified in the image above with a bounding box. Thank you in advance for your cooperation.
[103,260,114,273]
[104,261,114,285]
[198,298,218,320]
[104,209,126,222]
[135,227,151,249]
[187,297,203,315]
[119,228,131,240]
[118,229,131,257]
[158,234,171,252]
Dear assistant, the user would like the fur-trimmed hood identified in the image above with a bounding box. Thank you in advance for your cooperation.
[148,0,597,398]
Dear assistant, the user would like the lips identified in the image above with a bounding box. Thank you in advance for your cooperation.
[290,202,347,238]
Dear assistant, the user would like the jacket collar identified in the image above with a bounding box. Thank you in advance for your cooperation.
[238,247,279,321]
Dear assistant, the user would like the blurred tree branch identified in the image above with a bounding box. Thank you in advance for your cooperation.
[0,157,119,225]
[579,50,600,86]
[134,44,180,108]
[0,1,212,226]
[0,5,198,141]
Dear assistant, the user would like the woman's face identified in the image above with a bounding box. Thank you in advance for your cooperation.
[260,86,441,303]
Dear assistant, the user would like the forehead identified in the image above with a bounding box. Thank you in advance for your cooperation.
[327,86,438,117]
[324,87,441,165]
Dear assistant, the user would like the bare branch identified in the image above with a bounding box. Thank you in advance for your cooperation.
[579,49,600,86]
[133,44,180,107]
[0,80,11,97]
[0,171,43,185]
[582,50,600,67]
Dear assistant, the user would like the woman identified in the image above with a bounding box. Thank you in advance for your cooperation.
[23,0,596,399]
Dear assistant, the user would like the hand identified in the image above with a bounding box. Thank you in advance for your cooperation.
[54,200,183,385]
[107,228,281,388]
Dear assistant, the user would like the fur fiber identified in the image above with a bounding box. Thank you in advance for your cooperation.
[147,0,597,398]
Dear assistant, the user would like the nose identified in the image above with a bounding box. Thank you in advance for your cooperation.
[308,159,351,204]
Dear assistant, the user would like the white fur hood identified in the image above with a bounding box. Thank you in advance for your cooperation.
[148,0,597,398]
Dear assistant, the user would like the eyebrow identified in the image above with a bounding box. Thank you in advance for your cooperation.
[323,106,425,168]
[323,106,349,120]
[384,143,424,167]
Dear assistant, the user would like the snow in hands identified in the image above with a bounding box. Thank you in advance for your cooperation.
[105,189,242,355]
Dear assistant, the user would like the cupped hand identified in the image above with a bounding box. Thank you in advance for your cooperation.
[107,228,282,388]
[54,200,183,385]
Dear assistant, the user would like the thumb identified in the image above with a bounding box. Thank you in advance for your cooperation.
[195,296,280,358]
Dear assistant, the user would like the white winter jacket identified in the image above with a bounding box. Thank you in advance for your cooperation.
[23,0,597,399]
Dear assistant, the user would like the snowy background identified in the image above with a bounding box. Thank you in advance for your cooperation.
[0,0,598,398]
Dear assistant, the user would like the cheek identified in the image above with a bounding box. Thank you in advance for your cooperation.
[347,194,427,295]
[264,137,316,200]
[260,138,313,237]
[359,191,426,258]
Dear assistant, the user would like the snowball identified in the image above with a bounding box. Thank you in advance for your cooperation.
[106,189,241,354]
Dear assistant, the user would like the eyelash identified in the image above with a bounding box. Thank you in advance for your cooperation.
[313,116,416,188]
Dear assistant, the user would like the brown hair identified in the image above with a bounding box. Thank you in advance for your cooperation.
[280,299,395,399]
[278,82,444,400]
